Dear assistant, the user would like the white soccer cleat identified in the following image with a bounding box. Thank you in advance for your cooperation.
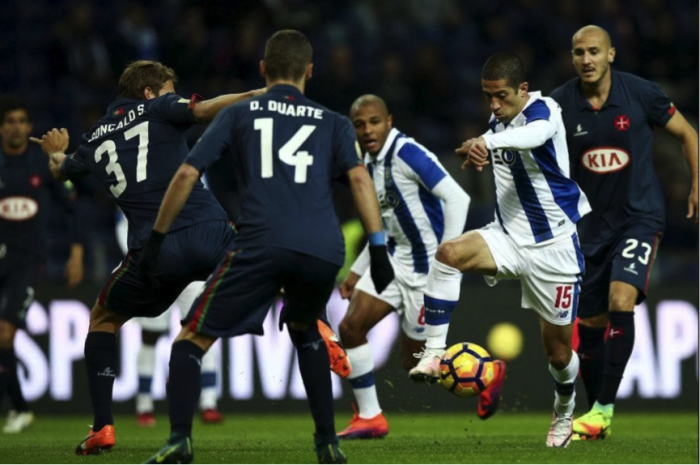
[408,347,443,384]
[3,410,34,434]
[546,412,573,448]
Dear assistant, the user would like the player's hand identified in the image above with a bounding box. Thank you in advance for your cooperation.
[456,137,489,171]
[339,272,360,299]
[64,255,84,288]
[30,128,70,156]
[369,245,394,294]
[138,231,166,286]
[687,184,698,224]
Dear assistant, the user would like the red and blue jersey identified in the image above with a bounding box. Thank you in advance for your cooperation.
[185,84,363,266]
[61,93,227,250]
[550,70,675,245]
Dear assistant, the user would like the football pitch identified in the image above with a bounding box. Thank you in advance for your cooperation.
[0,411,696,464]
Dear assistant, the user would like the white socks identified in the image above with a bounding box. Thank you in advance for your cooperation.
[424,260,462,350]
[549,351,579,416]
[199,349,218,410]
[346,344,381,419]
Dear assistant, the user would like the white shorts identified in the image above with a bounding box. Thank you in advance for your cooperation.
[355,261,426,340]
[477,222,584,326]
[134,281,205,332]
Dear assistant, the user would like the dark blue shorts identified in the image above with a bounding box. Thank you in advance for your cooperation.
[182,247,340,339]
[99,220,236,318]
[0,246,41,330]
[578,223,662,319]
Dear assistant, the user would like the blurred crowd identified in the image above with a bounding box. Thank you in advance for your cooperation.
[0,0,697,284]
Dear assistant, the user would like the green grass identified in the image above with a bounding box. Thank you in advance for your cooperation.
[0,412,696,463]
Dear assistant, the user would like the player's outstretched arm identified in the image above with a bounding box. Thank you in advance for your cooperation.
[431,177,471,242]
[347,165,394,293]
[663,110,699,223]
[192,88,266,123]
[30,128,70,179]
[482,119,556,151]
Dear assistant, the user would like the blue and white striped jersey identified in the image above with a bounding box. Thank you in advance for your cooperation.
[483,91,591,246]
[365,128,457,280]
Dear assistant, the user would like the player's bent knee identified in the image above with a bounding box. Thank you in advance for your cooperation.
[338,316,369,348]
[435,241,461,268]
[0,320,17,348]
[88,304,127,333]
[609,281,638,311]
[578,313,609,328]
[175,326,216,352]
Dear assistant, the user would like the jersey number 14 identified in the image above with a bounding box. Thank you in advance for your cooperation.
[254,118,315,183]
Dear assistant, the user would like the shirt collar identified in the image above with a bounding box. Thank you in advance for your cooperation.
[366,128,400,164]
[267,84,304,98]
[575,68,620,111]
[107,98,138,114]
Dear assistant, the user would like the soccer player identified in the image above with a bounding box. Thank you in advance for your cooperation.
[31,60,264,454]
[550,25,699,440]
[0,97,84,433]
[142,30,393,464]
[410,53,590,448]
[336,94,476,439]
[114,213,223,426]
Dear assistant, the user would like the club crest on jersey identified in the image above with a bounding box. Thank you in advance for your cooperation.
[614,115,631,131]
[581,147,629,174]
[379,191,399,209]
[0,196,39,221]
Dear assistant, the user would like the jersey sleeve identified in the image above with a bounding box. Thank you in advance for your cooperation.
[150,93,200,127]
[60,146,90,178]
[645,81,676,127]
[332,116,364,179]
[48,177,83,245]
[396,142,447,190]
[185,108,235,172]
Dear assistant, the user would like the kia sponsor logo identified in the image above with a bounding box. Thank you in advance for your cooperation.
[581,147,630,174]
[0,196,39,221]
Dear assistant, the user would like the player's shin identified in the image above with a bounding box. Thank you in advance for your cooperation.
[424,260,462,350]
[84,332,118,432]
[136,343,156,414]
[289,324,336,439]
[168,340,204,440]
[576,324,606,408]
[549,352,579,417]
[598,311,635,407]
[199,349,218,410]
[345,344,381,419]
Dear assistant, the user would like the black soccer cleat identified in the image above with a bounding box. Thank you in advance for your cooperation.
[143,436,193,464]
[314,433,347,464]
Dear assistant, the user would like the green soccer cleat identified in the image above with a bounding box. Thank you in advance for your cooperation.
[143,436,193,464]
[315,433,347,464]
[572,406,612,441]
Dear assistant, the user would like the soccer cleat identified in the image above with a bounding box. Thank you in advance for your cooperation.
[75,425,116,455]
[477,360,506,420]
[317,319,351,379]
[144,436,193,464]
[408,347,443,383]
[136,412,157,427]
[546,412,574,448]
[572,407,612,440]
[315,434,347,464]
[338,406,389,440]
[200,408,224,424]
[2,410,34,434]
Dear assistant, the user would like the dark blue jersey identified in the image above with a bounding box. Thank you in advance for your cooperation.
[61,93,227,250]
[0,145,79,259]
[186,84,363,266]
[550,70,674,244]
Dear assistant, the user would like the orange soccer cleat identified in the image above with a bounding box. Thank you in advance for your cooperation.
[477,360,506,420]
[317,320,352,378]
[200,408,224,424]
[338,406,389,440]
[136,412,156,427]
[75,425,116,455]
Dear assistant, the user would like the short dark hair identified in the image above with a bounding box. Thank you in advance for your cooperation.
[482,53,527,89]
[264,30,313,82]
[0,95,31,124]
[118,60,178,100]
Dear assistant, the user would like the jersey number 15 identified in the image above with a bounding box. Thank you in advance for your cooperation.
[254,118,315,184]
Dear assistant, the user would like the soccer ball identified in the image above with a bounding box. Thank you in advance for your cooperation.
[439,342,495,398]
